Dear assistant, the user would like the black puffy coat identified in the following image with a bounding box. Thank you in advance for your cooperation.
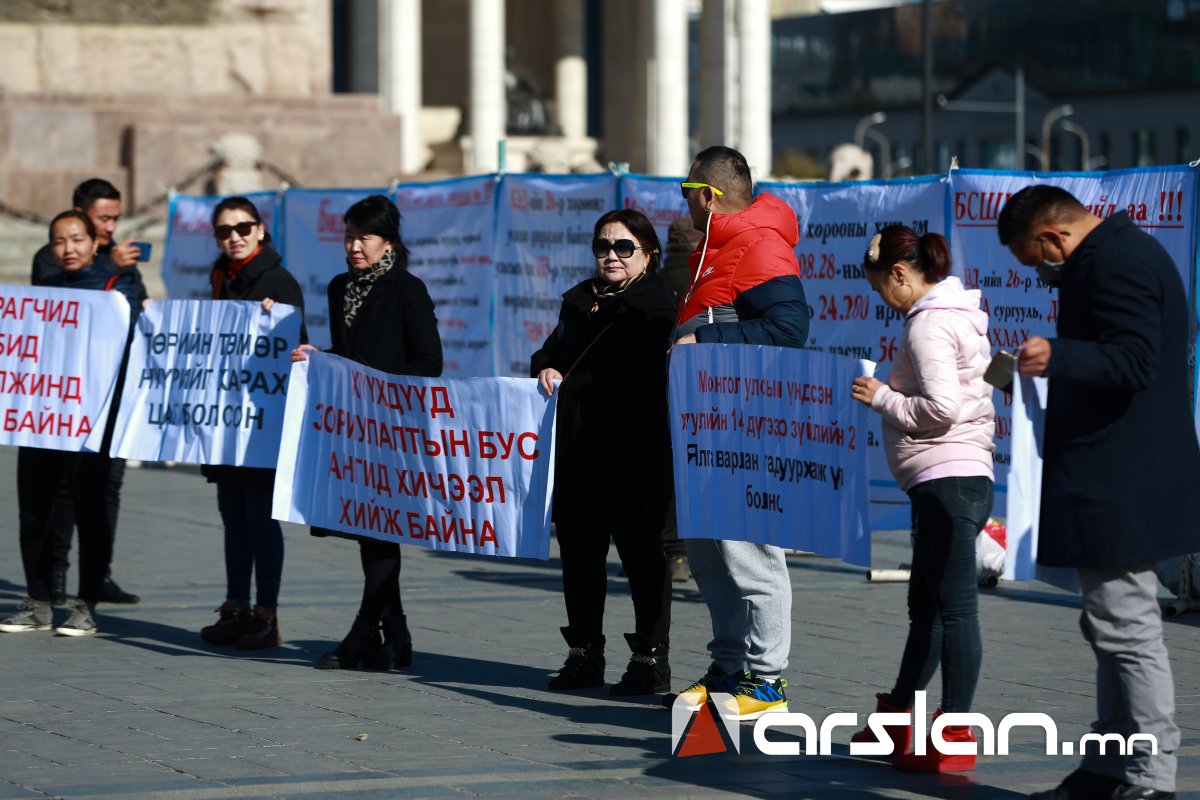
[1039,211,1200,567]
[530,273,675,531]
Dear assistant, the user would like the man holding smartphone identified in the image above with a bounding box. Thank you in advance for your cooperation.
[999,185,1199,800]
[29,177,145,606]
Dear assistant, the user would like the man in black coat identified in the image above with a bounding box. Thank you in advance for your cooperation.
[999,185,1200,800]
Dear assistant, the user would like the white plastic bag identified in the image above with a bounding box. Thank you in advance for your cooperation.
[976,519,1006,587]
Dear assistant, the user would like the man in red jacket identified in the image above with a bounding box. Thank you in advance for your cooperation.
[670,146,809,720]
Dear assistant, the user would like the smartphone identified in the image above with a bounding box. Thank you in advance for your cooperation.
[130,241,153,262]
[983,349,1016,392]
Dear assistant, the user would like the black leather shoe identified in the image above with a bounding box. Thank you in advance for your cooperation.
[1030,769,1122,800]
[99,576,140,604]
[1111,785,1176,800]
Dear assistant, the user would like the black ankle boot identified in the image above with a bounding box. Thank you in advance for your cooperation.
[51,564,69,608]
[610,633,671,696]
[365,613,413,670]
[547,626,605,690]
[318,614,380,669]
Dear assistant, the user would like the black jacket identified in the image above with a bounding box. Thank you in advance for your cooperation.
[41,257,141,321]
[1039,211,1200,567]
[530,273,676,531]
[203,244,305,486]
[326,267,443,377]
[33,242,149,304]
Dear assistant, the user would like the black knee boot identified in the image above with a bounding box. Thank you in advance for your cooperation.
[610,633,670,696]
[547,626,605,690]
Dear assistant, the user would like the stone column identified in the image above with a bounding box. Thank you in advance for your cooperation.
[699,0,735,149]
[649,0,690,176]
[555,0,587,141]
[736,0,772,178]
[379,0,424,173]
[469,0,507,173]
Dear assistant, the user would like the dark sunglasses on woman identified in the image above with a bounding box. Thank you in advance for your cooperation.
[592,238,653,259]
[215,221,258,240]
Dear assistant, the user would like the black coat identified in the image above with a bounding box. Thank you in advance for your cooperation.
[1039,211,1200,567]
[530,273,676,531]
[202,244,305,486]
[326,267,442,377]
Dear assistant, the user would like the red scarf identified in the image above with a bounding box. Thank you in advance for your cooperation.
[226,245,263,283]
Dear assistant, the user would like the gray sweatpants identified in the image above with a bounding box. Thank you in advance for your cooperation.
[685,538,792,680]
[1077,565,1179,792]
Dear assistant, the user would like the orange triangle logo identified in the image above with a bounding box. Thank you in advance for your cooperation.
[676,701,730,757]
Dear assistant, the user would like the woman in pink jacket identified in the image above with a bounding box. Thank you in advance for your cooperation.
[850,225,995,773]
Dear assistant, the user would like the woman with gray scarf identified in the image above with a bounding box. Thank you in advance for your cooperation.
[292,194,442,670]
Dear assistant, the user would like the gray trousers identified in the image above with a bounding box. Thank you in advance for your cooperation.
[1077,565,1179,792]
[685,538,791,680]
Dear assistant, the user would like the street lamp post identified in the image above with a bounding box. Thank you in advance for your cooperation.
[1040,104,1074,171]
[1059,119,1090,170]
[854,112,887,149]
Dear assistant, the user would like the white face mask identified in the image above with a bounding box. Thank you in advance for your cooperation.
[1036,258,1066,286]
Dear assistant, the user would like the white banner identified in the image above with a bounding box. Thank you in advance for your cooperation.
[393,176,497,377]
[282,188,385,351]
[947,166,1199,507]
[272,351,556,559]
[162,192,281,300]
[668,344,873,565]
[107,299,302,466]
[761,176,947,526]
[0,286,130,451]
[491,174,618,376]
[618,174,691,255]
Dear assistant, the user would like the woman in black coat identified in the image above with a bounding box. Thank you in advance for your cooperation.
[198,196,304,651]
[293,194,442,671]
[531,208,675,696]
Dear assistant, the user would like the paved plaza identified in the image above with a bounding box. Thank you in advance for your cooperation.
[0,447,1198,799]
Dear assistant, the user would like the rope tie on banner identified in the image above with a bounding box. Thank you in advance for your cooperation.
[1190,157,1199,169]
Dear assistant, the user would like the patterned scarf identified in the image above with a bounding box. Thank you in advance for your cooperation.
[588,269,646,314]
[343,248,396,327]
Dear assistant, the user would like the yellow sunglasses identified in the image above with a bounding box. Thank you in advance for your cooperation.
[680,181,724,199]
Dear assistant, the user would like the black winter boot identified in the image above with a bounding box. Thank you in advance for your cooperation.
[318,614,381,669]
[547,626,605,690]
[365,613,413,670]
[610,633,671,696]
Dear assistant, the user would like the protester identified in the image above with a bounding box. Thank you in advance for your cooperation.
[30,177,145,607]
[292,194,442,671]
[999,186,1200,800]
[198,197,304,651]
[531,209,675,695]
[849,226,995,772]
[669,146,809,720]
[1,211,141,637]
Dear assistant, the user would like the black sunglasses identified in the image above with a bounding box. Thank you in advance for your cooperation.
[215,221,258,240]
[592,238,650,259]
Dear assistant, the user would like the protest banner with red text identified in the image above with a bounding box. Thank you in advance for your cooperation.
[0,286,130,451]
[272,351,556,559]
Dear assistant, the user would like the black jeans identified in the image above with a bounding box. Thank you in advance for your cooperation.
[216,482,284,610]
[556,524,671,645]
[889,476,993,713]
[51,457,126,576]
[18,447,114,606]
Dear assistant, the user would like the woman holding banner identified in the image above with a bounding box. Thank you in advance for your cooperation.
[849,225,995,772]
[199,196,304,651]
[531,208,675,696]
[293,194,442,671]
[1,211,140,638]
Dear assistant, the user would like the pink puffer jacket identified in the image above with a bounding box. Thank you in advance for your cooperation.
[870,276,996,490]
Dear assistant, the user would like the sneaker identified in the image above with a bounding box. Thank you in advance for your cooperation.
[201,601,252,645]
[725,671,788,720]
[55,600,97,637]
[662,664,737,708]
[235,605,281,650]
[0,597,53,632]
[668,555,691,583]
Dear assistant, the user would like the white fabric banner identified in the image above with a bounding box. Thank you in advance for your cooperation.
[393,176,497,377]
[618,174,691,254]
[281,188,385,351]
[107,299,302,467]
[491,174,618,376]
[668,344,873,565]
[1006,375,1078,591]
[162,192,281,300]
[947,166,1199,517]
[272,352,556,559]
[0,286,130,451]
[760,176,947,526]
